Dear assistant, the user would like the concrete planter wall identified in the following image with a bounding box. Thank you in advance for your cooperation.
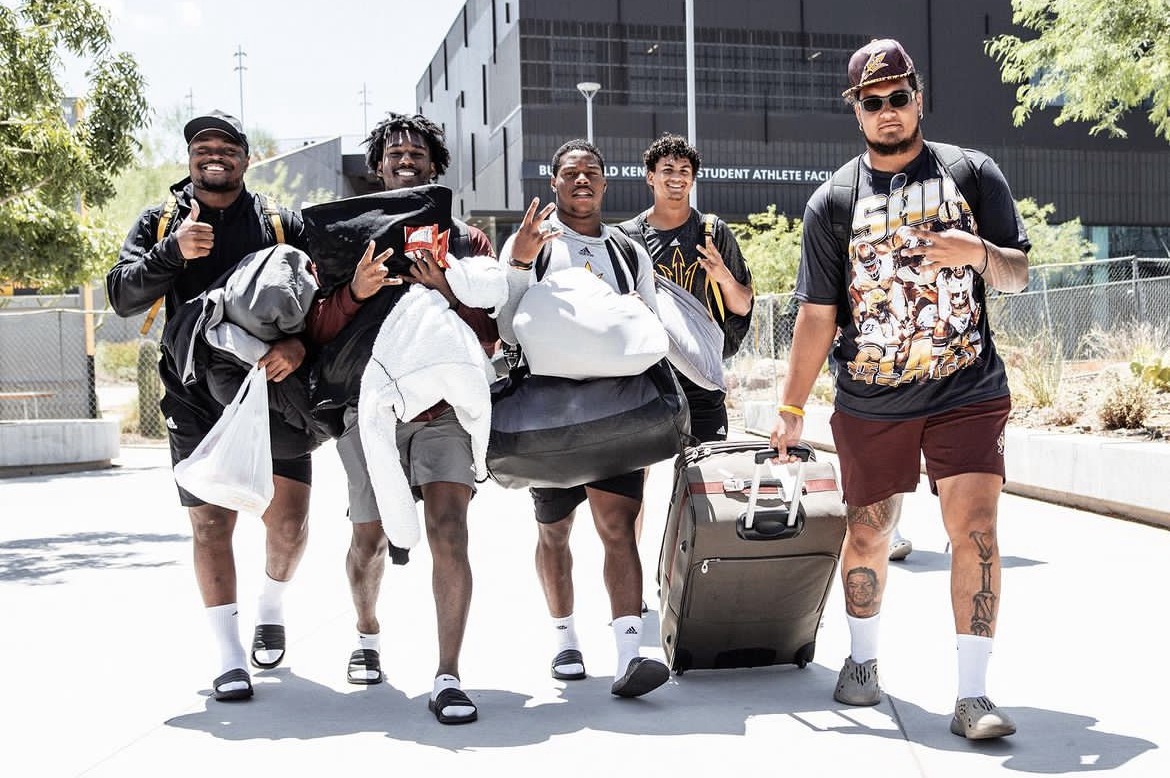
[0,419,119,476]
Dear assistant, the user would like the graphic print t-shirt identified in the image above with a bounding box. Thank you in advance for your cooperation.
[797,145,1030,421]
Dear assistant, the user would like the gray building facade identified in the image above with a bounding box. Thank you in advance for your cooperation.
[409,0,1169,257]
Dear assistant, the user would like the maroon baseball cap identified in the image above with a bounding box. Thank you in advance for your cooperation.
[844,39,917,98]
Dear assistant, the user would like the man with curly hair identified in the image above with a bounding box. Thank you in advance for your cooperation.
[619,133,754,442]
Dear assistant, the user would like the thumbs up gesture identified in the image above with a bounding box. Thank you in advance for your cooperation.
[174,199,214,260]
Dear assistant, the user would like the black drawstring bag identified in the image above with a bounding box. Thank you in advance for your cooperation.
[486,359,691,489]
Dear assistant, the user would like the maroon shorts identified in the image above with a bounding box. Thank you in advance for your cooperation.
[829,395,1010,507]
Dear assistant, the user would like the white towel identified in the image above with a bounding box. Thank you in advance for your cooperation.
[357,285,493,549]
[444,254,507,312]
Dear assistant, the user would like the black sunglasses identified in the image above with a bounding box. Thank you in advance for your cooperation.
[859,90,916,113]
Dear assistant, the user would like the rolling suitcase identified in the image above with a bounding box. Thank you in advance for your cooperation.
[657,441,846,673]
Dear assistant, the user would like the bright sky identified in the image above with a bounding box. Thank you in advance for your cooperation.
[62,0,467,151]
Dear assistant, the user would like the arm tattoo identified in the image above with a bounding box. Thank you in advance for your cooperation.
[846,494,902,533]
[981,242,1028,294]
[969,530,997,637]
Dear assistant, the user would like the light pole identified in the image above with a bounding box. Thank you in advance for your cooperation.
[685,0,697,207]
[233,45,247,124]
[576,81,601,143]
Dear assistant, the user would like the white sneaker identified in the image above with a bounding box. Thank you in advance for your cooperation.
[888,528,913,561]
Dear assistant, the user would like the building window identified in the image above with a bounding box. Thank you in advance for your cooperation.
[518,19,865,115]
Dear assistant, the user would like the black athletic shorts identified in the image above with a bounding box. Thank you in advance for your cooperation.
[530,470,645,524]
[676,371,728,442]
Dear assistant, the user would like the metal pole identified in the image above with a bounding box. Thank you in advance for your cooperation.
[233,45,247,125]
[577,82,601,143]
[685,0,697,208]
[359,83,371,136]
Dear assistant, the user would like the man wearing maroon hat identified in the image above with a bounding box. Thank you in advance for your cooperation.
[770,39,1030,739]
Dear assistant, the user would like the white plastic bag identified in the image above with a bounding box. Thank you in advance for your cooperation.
[174,364,274,514]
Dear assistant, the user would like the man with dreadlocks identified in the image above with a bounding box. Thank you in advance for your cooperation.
[307,113,496,724]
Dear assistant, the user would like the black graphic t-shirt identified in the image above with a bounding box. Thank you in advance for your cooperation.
[629,209,753,358]
[797,145,1030,421]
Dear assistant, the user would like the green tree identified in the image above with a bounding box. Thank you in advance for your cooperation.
[0,0,148,291]
[730,205,803,295]
[1015,197,1097,266]
[987,1,1170,141]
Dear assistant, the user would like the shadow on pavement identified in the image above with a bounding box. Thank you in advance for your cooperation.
[807,695,1157,773]
[167,663,860,749]
[166,665,1157,770]
[0,531,187,583]
[892,550,1046,574]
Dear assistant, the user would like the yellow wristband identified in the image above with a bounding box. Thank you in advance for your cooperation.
[778,404,805,417]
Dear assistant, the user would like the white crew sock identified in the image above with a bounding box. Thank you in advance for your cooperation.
[956,634,993,699]
[358,631,381,654]
[431,673,475,719]
[551,614,583,676]
[346,631,382,682]
[251,575,290,665]
[847,613,881,663]
[256,574,290,625]
[612,614,643,679]
[206,603,248,692]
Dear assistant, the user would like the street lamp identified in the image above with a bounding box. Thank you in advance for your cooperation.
[576,81,601,143]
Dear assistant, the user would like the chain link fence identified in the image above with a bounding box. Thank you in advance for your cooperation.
[6,257,1170,427]
[0,290,155,423]
[725,257,1170,417]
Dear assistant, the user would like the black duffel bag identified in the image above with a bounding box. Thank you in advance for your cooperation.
[487,359,692,489]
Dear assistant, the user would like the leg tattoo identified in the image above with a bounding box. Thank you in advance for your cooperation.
[969,530,996,636]
[845,567,880,617]
[846,496,901,534]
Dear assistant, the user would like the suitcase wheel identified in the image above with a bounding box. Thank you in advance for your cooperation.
[795,641,816,669]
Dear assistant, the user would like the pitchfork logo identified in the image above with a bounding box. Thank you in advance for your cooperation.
[861,51,888,82]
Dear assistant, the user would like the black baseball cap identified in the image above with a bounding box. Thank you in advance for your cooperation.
[844,39,917,98]
[184,110,249,153]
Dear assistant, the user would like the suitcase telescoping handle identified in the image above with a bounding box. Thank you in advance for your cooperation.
[740,445,812,538]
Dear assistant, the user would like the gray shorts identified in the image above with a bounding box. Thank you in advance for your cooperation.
[337,405,476,523]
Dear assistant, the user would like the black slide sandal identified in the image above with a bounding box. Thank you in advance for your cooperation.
[346,649,383,685]
[428,687,478,724]
[551,648,587,680]
[250,624,286,669]
[213,668,253,701]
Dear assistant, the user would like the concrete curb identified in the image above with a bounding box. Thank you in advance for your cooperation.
[0,419,119,474]
[742,400,1170,529]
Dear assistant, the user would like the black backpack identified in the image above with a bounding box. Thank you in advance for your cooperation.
[828,141,981,257]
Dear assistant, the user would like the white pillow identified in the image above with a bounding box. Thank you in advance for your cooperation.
[513,267,668,380]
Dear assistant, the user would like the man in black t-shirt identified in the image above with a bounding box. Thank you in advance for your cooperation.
[620,133,754,441]
[770,39,1030,740]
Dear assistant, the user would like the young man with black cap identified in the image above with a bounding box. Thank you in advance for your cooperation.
[306,113,496,724]
[770,39,1030,739]
[108,110,312,702]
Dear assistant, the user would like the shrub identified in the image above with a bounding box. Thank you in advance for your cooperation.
[1098,377,1151,430]
[95,340,139,383]
[1003,336,1063,408]
[1131,351,1170,392]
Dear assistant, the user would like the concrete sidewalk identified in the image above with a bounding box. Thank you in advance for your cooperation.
[1,440,1164,776]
